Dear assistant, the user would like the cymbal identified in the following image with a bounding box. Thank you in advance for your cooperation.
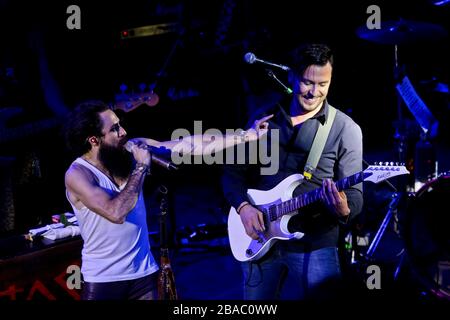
[356,19,448,45]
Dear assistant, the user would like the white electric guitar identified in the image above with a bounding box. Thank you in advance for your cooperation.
[228,164,409,262]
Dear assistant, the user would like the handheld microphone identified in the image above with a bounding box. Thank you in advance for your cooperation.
[124,141,178,171]
[244,52,291,71]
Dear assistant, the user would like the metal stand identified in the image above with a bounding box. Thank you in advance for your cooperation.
[364,190,413,284]
[392,45,410,170]
[158,185,169,249]
[365,192,402,259]
[157,185,178,300]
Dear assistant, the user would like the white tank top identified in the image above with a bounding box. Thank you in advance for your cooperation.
[66,158,159,283]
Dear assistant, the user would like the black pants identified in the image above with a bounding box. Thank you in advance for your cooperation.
[81,273,158,300]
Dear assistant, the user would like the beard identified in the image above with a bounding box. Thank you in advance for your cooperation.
[98,142,133,180]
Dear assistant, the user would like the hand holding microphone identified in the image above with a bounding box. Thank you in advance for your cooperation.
[124,140,151,167]
[124,140,178,171]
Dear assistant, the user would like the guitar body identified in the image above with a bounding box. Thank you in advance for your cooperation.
[228,174,305,262]
[227,165,409,262]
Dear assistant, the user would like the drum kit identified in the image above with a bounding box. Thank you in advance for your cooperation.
[354,19,449,300]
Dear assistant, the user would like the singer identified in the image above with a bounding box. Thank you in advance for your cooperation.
[64,100,159,300]
[63,100,272,300]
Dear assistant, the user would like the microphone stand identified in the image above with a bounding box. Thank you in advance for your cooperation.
[363,158,399,262]
[362,159,410,282]
[265,69,293,95]
[157,185,178,300]
[344,160,401,277]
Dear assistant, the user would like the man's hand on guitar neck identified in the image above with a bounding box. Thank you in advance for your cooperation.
[320,178,351,220]
[237,201,265,240]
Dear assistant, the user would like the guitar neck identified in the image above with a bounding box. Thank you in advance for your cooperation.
[267,171,368,221]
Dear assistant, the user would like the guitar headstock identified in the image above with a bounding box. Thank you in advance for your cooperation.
[363,163,410,184]
[114,84,159,112]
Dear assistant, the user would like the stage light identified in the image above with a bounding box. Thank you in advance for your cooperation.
[430,0,450,6]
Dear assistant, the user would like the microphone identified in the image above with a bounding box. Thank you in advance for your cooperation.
[124,141,178,171]
[266,69,293,94]
[244,52,291,71]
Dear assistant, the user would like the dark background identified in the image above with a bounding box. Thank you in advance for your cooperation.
[0,0,448,238]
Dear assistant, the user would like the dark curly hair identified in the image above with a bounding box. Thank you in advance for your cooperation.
[64,100,111,157]
[290,43,334,78]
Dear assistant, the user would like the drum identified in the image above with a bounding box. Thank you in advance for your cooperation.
[400,172,450,300]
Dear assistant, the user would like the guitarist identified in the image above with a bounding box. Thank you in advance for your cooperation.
[222,43,363,300]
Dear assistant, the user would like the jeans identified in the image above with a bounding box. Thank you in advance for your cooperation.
[242,244,342,300]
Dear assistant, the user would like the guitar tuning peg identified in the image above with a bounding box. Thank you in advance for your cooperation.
[390,162,394,166]
[384,161,389,166]
[119,83,128,93]
[395,162,399,166]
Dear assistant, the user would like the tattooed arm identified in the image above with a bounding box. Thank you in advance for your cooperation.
[132,114,273,156]
[65,145,151,224]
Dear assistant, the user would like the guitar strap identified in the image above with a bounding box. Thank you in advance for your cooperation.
[303,105,337,180]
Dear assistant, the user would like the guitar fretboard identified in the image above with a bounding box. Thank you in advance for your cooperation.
[267,171,369,221]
